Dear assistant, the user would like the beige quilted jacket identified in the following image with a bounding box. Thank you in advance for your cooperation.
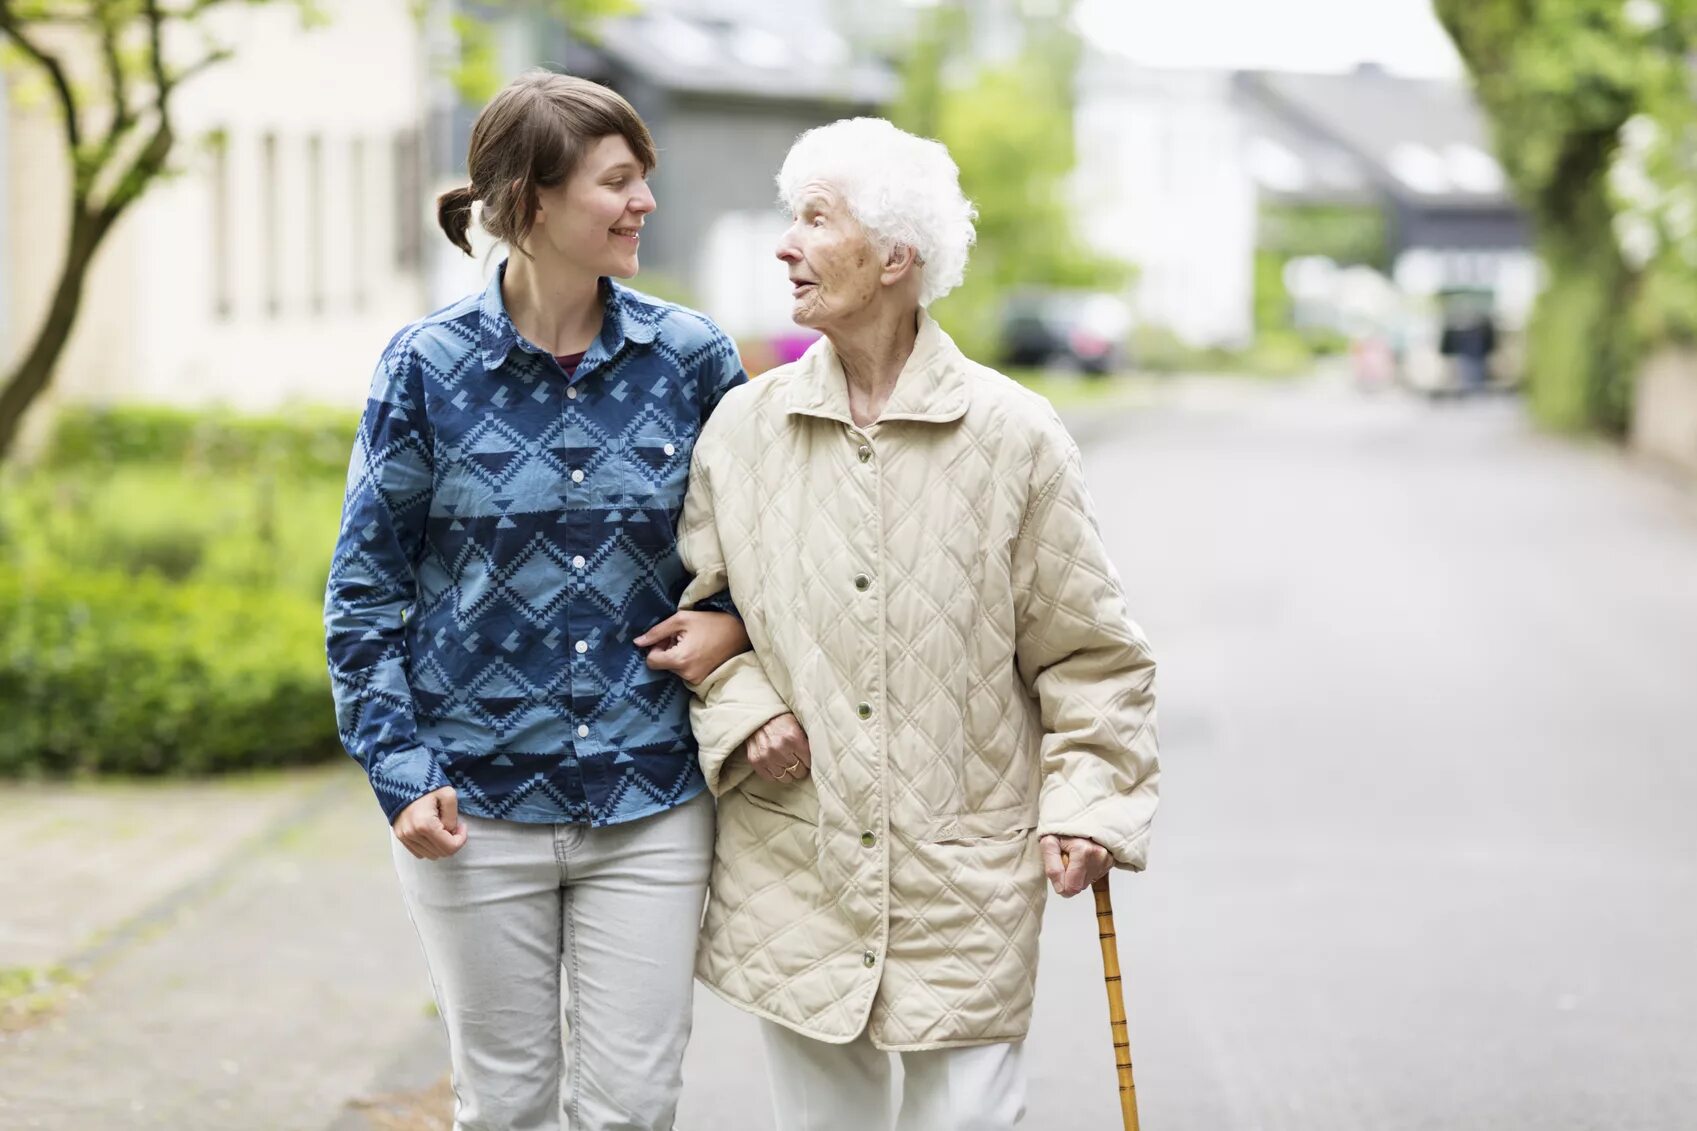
[677,312,1159,1050]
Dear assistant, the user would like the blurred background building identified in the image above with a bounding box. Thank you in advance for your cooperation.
[6,0,434,417]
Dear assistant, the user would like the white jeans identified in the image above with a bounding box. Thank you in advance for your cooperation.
[391,791,714,1131]
[760,1020,1026,1131]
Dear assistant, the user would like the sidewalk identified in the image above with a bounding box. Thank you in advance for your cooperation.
[0,764,443,1130]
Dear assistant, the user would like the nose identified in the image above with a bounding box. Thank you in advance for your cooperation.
[631,180,656,215]
[776,224,801,263]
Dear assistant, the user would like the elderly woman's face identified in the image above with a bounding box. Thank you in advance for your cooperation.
[776,182,882,330]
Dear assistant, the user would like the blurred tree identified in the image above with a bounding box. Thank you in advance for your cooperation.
[0,0,330,460]
[890,0,1132,359]
[1436,0,1697,433]
[0,0,633,462]
[441,0,633,104]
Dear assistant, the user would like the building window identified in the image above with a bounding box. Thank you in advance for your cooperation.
[210,130,233,319]
[350,136,368,312]
[262,131,281,318]
[307,134,324,315]
[394,128,423,273]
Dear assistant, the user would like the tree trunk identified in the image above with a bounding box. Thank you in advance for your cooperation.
[0,204,114,462]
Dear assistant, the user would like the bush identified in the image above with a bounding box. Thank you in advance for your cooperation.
[1,464,345,602]
[0,567,341,777]
[48,404,359,480]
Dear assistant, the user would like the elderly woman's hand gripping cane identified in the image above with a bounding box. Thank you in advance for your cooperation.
[1053,838,1142,1131]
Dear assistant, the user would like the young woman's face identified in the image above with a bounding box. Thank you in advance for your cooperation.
[529,134,655,277]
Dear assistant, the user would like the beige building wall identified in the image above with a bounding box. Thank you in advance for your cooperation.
[5,0,431,447]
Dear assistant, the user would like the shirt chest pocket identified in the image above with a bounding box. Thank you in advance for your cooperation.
[610,430,691,507]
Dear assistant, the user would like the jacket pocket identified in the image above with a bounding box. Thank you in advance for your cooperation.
[740,782,819,826]
[926,801,1038,846]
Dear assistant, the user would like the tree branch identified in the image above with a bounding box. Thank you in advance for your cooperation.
[96,114,172,225]
[141,0,168,96]
[0,3,84,152]
[171,43,231,86]
[81,1,140,178]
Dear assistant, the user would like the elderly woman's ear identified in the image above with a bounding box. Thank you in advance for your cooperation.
[881,243,920,286]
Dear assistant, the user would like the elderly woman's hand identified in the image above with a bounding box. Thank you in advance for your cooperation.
[1040,835,1112,897]
[636,610,750,685]
[746,713,812,785]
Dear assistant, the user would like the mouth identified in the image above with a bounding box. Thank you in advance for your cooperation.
[790,278,817,297]
[611,225,642,244]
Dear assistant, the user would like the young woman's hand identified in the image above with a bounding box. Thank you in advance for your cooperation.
[393,786,468,859]
[635,610,750,684]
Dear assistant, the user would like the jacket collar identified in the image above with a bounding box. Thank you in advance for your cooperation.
[477,260,658,372]
[785,309,971,426]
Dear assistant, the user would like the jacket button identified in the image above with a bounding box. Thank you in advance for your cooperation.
[862,951,877,968]
[856,702,873,720]
[853,574,871,591]
[860,831,876,848]
[857,445,872,463]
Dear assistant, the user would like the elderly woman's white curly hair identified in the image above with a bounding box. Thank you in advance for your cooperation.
[776,118,978,307]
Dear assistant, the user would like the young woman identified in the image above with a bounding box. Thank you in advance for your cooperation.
[325,71,749,1131]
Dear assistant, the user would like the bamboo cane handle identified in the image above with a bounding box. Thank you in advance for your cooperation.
[1092,875,1140,1131]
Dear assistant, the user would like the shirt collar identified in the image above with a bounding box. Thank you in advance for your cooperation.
[477,260,659,372]
[785,308,971,426]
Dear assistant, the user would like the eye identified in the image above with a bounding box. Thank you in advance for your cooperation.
[811,215,827,227]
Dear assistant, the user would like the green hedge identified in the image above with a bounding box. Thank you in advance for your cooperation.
[0,567,341,776]
[48,404,359,479]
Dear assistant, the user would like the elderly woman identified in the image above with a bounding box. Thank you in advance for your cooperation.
[663,118,1160,1129]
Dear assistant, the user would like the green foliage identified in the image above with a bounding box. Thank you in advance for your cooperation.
[444,0,639,104]
[892,4,1132,359]
[1435,0,1697,433]
[0,566,338,777]
[1257,204,1388,268]
[47,404,358,480]
[0,406,354,777]
[1253,250,1293,334]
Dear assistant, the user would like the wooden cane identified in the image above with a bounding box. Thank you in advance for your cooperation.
[1092,874,1141,1130]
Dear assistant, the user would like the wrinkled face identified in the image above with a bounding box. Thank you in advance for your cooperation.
[775,181,883,330]
[528,134,655,277]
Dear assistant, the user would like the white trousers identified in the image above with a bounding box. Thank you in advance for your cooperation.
[760,1020,1027,1131]
[391,791,714,1131]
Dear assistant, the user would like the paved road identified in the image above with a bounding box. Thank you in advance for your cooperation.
[683,378,1697,1130]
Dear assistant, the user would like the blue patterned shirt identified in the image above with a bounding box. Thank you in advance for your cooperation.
[325,264,746,826]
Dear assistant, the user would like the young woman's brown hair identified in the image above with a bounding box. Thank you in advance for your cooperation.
[436,70,657,258]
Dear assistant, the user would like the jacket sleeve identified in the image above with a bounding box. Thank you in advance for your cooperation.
[692,326,750,616]
[1013,437,1160,870]
[675,404,790,796]
[323,341,447,823]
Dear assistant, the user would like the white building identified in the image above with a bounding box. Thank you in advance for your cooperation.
[5,0,433,446]
[1074,55,1537,349]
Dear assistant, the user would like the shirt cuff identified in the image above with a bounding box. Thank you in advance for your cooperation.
[367,746,448,824]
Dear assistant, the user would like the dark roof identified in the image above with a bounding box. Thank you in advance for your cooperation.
[589,11,896,105]
[1236,67,1513,209]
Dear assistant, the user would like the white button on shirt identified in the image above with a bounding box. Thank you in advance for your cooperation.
[566,387,579,400]
[663,443,676,456]
[571,469,585,484]
[577,725,589,738]
[572,555,586,569]
[575,640,589,654]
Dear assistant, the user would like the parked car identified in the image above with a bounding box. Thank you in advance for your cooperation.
[999,290,1134,375]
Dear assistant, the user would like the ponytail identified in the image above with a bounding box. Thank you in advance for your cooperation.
[436,184,478,257]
